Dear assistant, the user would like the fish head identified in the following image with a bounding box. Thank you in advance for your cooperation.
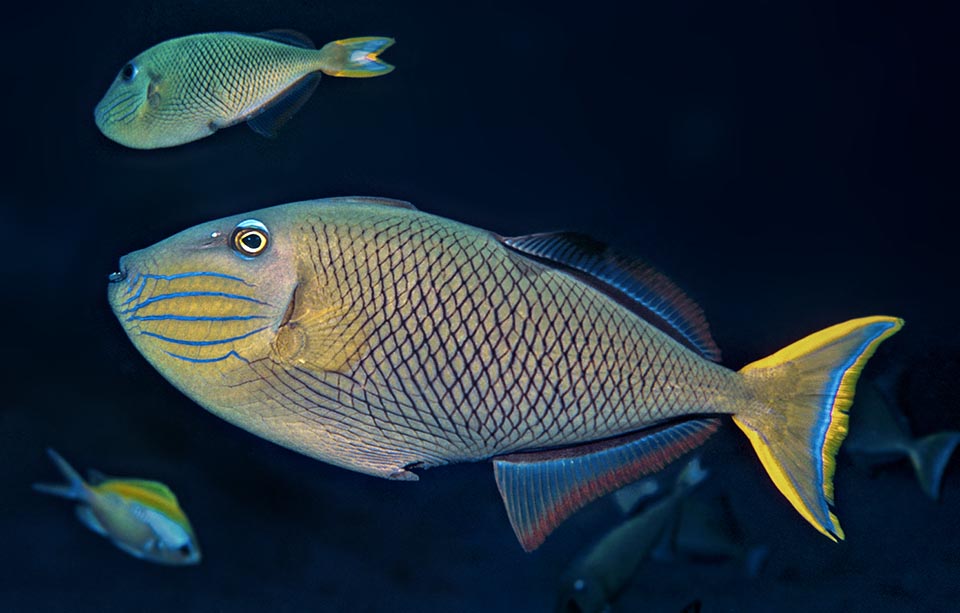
[94,44,194,149]
[142,527,202,566]
[556,576,611,613]
[107,206,301,414]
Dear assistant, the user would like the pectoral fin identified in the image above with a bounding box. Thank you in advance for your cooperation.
[272,286,368,373]
[75,505,108,537]
[493,418,720,551]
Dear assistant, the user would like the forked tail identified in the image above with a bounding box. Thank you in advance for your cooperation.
[734,316,904,540]
[317,37,395,78]
[908,431,960,500]
[32,448,88,501]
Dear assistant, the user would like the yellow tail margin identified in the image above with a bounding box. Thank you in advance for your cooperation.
[318,37,395,78]
[734,316,904,541]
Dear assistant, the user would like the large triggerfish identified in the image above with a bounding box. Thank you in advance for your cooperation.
[95,31,394,149]
[106,197,903,550]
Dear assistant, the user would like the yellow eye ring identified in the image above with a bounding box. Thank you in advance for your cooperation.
[230,219,269,257]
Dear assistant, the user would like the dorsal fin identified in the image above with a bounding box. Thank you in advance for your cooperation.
[87,469,109,485]
[493,418,720,551]
[100,479,180,505]
[339,196,418,210]
[252,29,315,49]
[502,232,721,362]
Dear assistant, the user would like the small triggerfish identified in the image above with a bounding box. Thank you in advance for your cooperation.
[844,379,960,499]
[95,30,395,149]
[106,196,903,550]
[33,449,200,565]
[556,458,709,613]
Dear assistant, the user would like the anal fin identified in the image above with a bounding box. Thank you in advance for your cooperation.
[493,418,720,551]
[247,74,321,138]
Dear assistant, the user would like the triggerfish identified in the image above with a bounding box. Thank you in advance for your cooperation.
[557,458,709,613]
[33,449,200,565]
[106,196,903,550]
[95,30,394,149]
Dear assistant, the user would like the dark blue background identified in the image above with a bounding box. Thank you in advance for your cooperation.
[3,1,958,611]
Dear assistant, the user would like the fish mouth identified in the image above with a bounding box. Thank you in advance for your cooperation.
[108,257,128,283]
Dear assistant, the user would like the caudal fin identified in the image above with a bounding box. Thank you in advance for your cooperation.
[317,37,395,78]
[733,316,904,541]
[33,448,88,501]
[908,431,960,500]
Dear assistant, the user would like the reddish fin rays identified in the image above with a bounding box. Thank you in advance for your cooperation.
[492,418,720,551]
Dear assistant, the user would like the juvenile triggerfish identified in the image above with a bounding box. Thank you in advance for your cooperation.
[33,449,200,565]
[106,197,903,550]
[95,30,394,149]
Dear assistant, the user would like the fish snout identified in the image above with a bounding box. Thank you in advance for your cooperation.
[108,256,129,283]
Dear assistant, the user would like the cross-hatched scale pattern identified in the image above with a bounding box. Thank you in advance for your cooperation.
[246,207,741,471]
[148,34,319,128]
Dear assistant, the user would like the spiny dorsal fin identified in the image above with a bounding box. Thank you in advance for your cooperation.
[502,232,721,362]
[340,196,418,210]
[493,418,720,551]
[252,29,315,49]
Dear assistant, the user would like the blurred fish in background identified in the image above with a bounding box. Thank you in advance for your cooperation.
[664,494,768,577]
[33,449,201,565]
[95,30,395,149]
[844,368,960,500]
[556,458,710,613]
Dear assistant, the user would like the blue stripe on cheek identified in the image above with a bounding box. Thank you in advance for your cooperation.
[121,272,255,305]
[163,350,250,364]
[138,272,255,286]
[127,314,271,322]
[138,326,270,346]
[119,291,273,315]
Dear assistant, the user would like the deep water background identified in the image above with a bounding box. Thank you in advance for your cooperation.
[3,1,959,611]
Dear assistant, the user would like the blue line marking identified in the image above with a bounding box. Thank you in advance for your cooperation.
[119,291,272,314]
[812,320,895,526]
[123,273,141,296]
[121,277,150,305]
[127,314,270,322]
[121,271,254,305]
[164,350,249,364]
[139,326,269,346]
[139,272,254,286]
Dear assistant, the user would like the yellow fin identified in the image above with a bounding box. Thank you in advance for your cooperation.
[735,316,903,541]
[317,36,395,78]
[272,298,367,374]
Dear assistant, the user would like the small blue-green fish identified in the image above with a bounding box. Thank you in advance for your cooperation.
[33,449,200,565]
[844,379,960,499]
[556,458,709,613]
[95,30,394,149]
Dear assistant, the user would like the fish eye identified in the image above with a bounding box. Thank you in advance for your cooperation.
[120,62,138,82]
[178,544,192,556]
[231,219,270,257]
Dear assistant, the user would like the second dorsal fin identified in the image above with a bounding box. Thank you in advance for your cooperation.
[502,232,721,362]
[252,29,316,49]
[340,196,418,210]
